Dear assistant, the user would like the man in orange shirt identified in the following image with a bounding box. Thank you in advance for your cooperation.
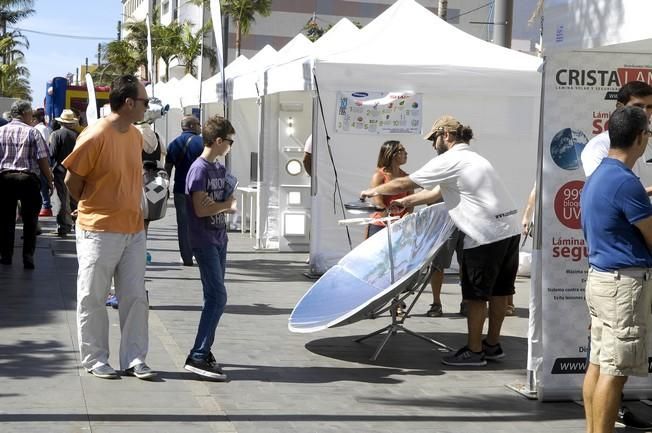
[63,75,155,380]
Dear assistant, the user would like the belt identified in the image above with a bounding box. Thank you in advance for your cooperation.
[590,267,652,280]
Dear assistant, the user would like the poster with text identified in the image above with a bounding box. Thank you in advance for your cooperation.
[540,52,652,400]
[335,91,422,135]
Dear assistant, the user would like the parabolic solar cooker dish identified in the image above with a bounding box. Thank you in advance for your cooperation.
[289,203,454,333]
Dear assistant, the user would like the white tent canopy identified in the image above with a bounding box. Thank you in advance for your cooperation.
[309,0,542,272]
[201,55,250,104]
[230,45,278,101]
[264,18,361,96]
[179,73,200,107]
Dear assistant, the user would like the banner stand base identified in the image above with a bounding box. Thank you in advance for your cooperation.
[505,382,538,400]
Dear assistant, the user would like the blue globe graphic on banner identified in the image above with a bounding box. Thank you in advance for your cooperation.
[550,128,588,170]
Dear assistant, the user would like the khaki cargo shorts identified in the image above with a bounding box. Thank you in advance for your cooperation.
[586,268,652,377]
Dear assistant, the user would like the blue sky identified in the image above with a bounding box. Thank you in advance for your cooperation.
[20,0,122,106]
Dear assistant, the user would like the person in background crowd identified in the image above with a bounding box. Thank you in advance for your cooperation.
[580,106,652,433]
[362,115,520,367]
[0,100,53,269]
[302,134,312,176]
[33,108,53,217]
[50,109,79,237]
[63,74,156,381]
[581,80,652,188]
[165,115,204,266]
[183,115,236,381]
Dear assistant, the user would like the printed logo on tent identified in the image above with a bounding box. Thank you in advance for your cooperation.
[550,128,588,170]
[555,66,652,92]
[554,180,584,230]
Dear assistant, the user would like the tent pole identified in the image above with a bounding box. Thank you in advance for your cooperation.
[313,72,352,250]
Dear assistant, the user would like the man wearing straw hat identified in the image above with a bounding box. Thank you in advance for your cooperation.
[50,109,79,237]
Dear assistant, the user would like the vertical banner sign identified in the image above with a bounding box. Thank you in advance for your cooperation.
[335,91,422,134]
[540,52,652,400]
[209,0,225,107]
[146,13,154,96]
[85,73,98,126]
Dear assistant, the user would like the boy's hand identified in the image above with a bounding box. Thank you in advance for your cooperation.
[222,195,237,214]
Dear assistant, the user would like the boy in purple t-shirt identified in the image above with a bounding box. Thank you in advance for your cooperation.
[183,116,236,381]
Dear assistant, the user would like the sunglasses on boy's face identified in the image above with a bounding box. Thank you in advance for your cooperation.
[223,138,234,146]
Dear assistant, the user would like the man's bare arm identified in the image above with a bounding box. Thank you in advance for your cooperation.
[645,185,652,197]
[64,169,85,202]
[392,186,442,209]
[37,157,54,194]
[634,215,652,251]
[360,176,418,199]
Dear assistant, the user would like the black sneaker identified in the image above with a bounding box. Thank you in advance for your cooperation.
[482,339,505,360]
[184,354,227,381]
[618,406,652,430]
[441,346,487,366]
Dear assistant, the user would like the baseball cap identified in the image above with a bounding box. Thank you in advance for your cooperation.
[423,115,462,140]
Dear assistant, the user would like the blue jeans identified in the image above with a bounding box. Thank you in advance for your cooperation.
[173,193,193,264]
[190,243,227,359]
[39,173,52,209]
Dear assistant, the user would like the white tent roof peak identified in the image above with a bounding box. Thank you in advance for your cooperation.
[247,44,278,70]
[313,18,360,54]
[202,56,251,103]
[180,73,198,85]
[320,0,540,71]
[276,33,313,60]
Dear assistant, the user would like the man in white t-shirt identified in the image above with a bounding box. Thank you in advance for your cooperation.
[582,80,652,184]
[361,115,521,367]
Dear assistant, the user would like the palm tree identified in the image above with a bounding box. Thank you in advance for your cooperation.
[0,0,34,64]
[177,21,217,76]
[0,29,27,61]
[0,58,30,100]
[124,20,150,80]
[152,21,183,81]
[91,40,139,86]
[221,0,271,56]
[123,7,160,81]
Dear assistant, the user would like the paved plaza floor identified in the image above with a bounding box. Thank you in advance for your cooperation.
[1,204,649,432]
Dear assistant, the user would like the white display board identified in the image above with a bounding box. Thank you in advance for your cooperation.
[335,91,422,134]
[539,51,652,400]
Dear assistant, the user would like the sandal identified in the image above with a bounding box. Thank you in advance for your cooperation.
[426,303,443,317]
[505,303,515,316]
[394,301,407,318]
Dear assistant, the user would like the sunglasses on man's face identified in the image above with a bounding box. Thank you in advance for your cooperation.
[133,97,150,107]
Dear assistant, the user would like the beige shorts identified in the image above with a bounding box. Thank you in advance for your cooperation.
[586,268,652,377]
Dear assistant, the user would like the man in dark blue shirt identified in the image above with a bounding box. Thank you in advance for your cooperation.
[165,115,204,266]
[580,106,652,433]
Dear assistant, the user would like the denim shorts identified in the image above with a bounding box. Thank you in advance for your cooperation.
[586,268,652,377]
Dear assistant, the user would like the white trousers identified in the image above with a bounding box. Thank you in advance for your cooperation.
[76,229,149,371]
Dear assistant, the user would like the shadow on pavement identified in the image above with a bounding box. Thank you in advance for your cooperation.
[306,333,527,371]
[220,363,408,384]
[0,340,76,379]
